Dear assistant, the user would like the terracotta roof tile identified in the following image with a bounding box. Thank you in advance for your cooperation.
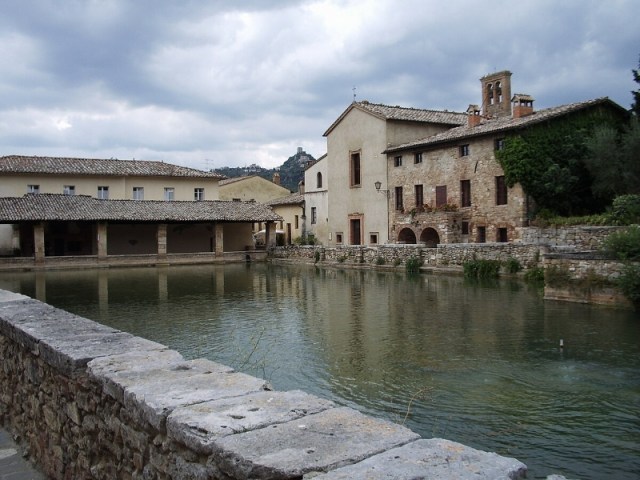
[384,98,625,153]
[324,101,466,136]
[0,194,281,223]
[0,155,225,179]
[266,193,304,206]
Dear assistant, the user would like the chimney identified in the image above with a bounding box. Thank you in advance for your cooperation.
[466,104,482,127]
[272,172,281,185]
[512,94,535,118]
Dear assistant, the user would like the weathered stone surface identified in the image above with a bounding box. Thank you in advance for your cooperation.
[309,438,527,479]
[167,390,335,453]
[120,360,269,430]
[212,406,420,479]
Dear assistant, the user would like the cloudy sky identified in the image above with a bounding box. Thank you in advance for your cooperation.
[1,0,638,171]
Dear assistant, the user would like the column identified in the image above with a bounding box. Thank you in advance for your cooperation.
[11,224,20,254]
[266,222,277,249]
[34,222,45,265]
[214,222,224,256]
[97,222,108,260]
[157,224,167,258]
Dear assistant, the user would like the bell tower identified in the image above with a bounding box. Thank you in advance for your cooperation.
[480,70,512,118]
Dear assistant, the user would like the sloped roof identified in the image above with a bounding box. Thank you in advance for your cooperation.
[384,97,626,153]
[266,193,304,206]
[323,101,466,137]
[0,194,281,223]
[0,155,225,179]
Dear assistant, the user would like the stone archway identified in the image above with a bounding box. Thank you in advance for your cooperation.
[420,228,440,247]
[397,228,417,244]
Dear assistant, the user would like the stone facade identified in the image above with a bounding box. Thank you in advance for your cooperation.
[519,225,623,250]
[0,290,528,479]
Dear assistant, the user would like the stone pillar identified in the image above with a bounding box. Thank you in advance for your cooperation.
[266,222,277,249]
[97,222,108,259]
[214,223,224,256]
[157,224,167,257]
[11,224,20,254]
[34,222,45,265]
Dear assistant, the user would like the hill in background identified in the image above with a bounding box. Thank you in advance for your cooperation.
[213,147,316,192]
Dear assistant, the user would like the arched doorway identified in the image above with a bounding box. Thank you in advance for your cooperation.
[397,228,417,244]
[420,228,440,247]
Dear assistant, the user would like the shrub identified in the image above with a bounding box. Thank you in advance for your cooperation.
[375,256,386,265]
[463,259,501,279]
[544,264,573,287]
[524,267,545,285]
[337,256,346,263]
[505,257,522,274]
[294,234,317,246]
[314,250,320,263]
[617,263,640,306]
[609,194,640,225]
[602,225,640,261]
[393,258,402,267]
[405,256,422,274]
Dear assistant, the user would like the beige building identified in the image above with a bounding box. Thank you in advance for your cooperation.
[303,155,329,244]
[384,71,627,245]
[218,175,291,203]
[0,155,282,264]
[322,101,466,246]
[266,193,305,245]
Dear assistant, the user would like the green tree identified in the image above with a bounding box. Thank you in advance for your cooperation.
[632,56,640,116]
[585,118,640,200]
[497,111,619,216]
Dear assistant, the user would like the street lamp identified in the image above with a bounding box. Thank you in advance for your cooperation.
[374,181,388,195]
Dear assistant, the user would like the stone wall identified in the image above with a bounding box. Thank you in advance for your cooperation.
[519,225,623,250]
[274,243,545,270]
[0,290,528,479]
[542,252,633,308]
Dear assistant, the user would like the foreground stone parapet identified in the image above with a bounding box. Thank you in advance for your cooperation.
[311,438,527,479]
[0,290,530,479]
[167,390,335,454]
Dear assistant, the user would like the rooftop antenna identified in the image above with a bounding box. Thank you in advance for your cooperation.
[352,86,357,102]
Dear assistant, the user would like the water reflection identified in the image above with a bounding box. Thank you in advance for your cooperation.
[0,263,638,480]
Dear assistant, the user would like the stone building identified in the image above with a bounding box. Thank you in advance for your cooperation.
[383,71,627,245]
[322,101,466,246]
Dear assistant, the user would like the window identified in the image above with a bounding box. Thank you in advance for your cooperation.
[370,233,378,245]
[164,187,175,201]
[336,232,343,244]
[394,186,403,211]
[63,185,75,195]
[27,185,39,194]
[495,138,505,151]
[414,184,424,208]
[414,152,423,164]
[461,221,470,235]
[496,176,507,205]
[394,155,402,167]
[477,226,486,243]
[350,152,361,186]
[497,228,508,243]
[316,172,322,188]
[133,187,144,200]
[435,185,447,208]
[459,144,470,157]
[295,215,299,229]
[194,188,205,201]
[460,180,471,207]
[97,186,109,200]
[311,207,317,224]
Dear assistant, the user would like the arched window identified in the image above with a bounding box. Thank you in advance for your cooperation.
[317,172,323,188]
[496,81,502,102]
[487,83,494,105]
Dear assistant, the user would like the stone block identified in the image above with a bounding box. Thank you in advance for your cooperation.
[116,359,269,430]
[212,406,420,479]
[167,390,335,453]
[310,438,527,479]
